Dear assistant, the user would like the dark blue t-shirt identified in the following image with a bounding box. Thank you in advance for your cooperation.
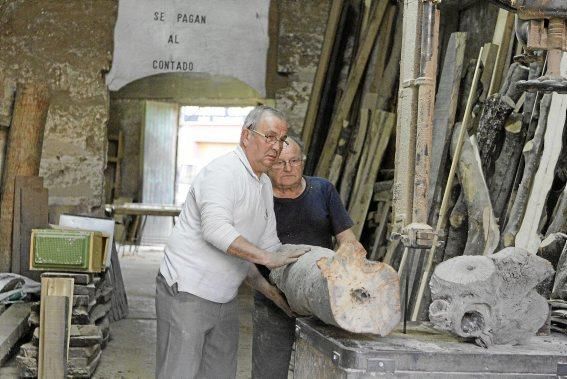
[256,176,354,285]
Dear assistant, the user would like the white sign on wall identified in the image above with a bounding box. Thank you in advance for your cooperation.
[106,0,270,96]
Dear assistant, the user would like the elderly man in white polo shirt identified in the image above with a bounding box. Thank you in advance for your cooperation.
[155,106,306,379]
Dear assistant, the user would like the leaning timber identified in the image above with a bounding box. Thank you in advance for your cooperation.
[0,83,49,273]
[270,243,401,335]
[451,123,499,256]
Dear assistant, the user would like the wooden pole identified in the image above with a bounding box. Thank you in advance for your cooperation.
[0,83,49,272]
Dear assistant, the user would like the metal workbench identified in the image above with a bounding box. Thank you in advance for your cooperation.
[294,318,567,378]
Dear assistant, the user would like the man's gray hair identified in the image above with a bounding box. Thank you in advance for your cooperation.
[242,105,287,130]
[285,133,307,160]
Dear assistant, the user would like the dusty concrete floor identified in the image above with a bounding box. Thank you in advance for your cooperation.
[93,245,255,379]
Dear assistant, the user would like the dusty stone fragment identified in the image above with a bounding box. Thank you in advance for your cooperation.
[429,247,554,346]
[270,243,401,335]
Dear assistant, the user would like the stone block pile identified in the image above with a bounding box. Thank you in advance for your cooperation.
[16,272,113,378]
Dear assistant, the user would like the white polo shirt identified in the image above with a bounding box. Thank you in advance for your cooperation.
[159,146,282,303]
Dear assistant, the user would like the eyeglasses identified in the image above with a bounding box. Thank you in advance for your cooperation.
[248,128,289,146]
[272,158,304,169]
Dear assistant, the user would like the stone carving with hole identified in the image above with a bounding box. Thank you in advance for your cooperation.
[429,247,554,347]
[270,243,401,335]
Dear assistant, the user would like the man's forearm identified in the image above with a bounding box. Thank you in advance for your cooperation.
[228,236,308,269]
[244,264,271,294]
[245,264,294,317]
[227,236,270,265]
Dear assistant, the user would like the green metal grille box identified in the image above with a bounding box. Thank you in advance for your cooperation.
[29,228,106,273]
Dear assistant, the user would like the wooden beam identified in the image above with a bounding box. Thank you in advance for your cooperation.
[108,243,129,321]
[11,176,48,281]
[339,101,370,205]
[489,10,515,96]
[370,4,397,93]
[302,0,345,153]
[479,43,499,102]
[349,111,395,239]
[0,83,49,272]
[369,199,391,261]
[315,1,388,178]
[375,11,403,111]
[453,130,500,256]
[516,53,567,252]
[428,32,467,219]
[40,296,69,378]
[503,94,552,247]
[38,277,74,379]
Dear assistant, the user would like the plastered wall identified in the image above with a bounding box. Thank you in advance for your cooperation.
[0,0,117,220]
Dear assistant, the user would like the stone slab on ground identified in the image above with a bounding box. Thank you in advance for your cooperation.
[0,303,31,364]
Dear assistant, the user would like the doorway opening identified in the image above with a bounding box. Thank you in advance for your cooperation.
[174,105,253,204]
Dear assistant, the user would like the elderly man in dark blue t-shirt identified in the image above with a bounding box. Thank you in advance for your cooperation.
[251,135,356,379]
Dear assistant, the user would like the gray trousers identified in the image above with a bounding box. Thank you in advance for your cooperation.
[155,273,239,379]
[251,296,295,379]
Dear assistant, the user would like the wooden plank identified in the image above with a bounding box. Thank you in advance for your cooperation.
[40,296,69,379]
[108,243,128,321]
[349,111,395,239]
[339,106,370,205]
[479,43,499,102]
[38,277,73,379]
[0,83,49,272]
[302,0,345,153]
[516,53,567,253]
[369,200,391,261]
[11,176,48,281]
[489,9,515,96]
[315,1,388,178]
[428,32,467,217]
[375,12,403,111]
[0,303,31,365]
[369,4,396,93]
[350,111,380,216]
